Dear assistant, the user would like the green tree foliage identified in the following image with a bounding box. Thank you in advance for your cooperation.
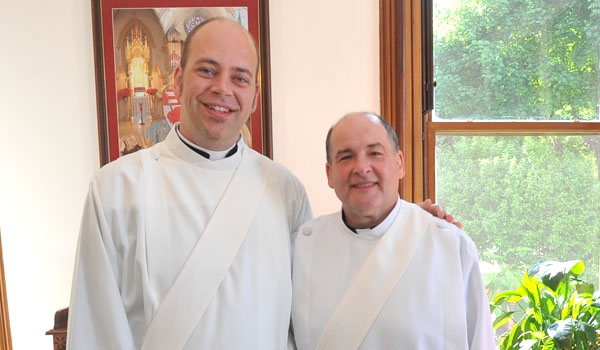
[434,0,600,120]
[433,0,600,294]
[436,135,600,291]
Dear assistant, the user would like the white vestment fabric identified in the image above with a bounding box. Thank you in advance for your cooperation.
[67,127,313,350]
[292,200,495,350]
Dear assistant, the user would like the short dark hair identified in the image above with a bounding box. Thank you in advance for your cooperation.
[325,112,400,163]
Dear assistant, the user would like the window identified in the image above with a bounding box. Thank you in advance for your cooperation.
[380,0,600,293]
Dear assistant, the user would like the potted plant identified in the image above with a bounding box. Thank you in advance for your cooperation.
[491,260,600,349]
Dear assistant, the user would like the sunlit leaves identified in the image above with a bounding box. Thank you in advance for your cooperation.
[434,0,599,120]
[491,260,600,349]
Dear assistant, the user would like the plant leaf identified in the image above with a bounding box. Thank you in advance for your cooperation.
[575,282,595,295]
[546,319,573,348]
[528,260,585,292]
[574,320,597,347]
[493,311,515,330]
[517,339,537,350]
[492,290,525,304]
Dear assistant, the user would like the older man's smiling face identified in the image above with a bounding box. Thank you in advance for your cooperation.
[326,113,405,229]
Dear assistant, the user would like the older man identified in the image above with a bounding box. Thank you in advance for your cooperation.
[292,112,495,349]
[68,18,460,350]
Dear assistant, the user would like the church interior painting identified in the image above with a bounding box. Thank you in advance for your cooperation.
[111,7,251,157]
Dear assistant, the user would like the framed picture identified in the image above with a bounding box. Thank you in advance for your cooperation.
[91,0,272,165]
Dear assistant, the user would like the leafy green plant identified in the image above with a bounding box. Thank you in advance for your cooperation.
[491,260,600,349]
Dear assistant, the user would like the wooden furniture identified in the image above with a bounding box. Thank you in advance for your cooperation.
[46,308,68,350]
[0,230,12,350]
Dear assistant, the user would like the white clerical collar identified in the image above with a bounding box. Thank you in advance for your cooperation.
[353,195,402,237]
[175,124,240,160]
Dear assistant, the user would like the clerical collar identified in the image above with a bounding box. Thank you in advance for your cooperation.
[175,125,239,160]
[342,196,401,237]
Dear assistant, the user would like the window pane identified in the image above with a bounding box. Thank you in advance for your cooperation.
[435,134,600,293]
[433,0,600,121]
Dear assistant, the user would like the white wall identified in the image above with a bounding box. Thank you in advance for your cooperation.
[270,0,381,216]
[0,0,379,348]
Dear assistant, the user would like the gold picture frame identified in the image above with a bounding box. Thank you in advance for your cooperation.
[91,0,273,165]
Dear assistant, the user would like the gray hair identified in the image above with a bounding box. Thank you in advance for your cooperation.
[325,112,400,163]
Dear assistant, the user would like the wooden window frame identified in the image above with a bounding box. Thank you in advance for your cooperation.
[379,0,600,202]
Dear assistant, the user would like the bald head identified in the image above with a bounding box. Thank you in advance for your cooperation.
[326,112,400,164]
[173,16,261,151]
[180,18,260,80]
